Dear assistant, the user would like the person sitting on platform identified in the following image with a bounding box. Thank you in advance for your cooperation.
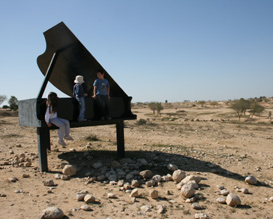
[45,92,73,146]
[92,70,111,120]
[73,75,88,122]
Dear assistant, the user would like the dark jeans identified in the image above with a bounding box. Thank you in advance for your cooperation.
[96,94,109,117]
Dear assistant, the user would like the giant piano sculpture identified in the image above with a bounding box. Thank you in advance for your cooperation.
[18,22,137,172]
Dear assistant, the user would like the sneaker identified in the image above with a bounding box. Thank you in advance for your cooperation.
[78,118,87,122]
[65,136,73,140]
[58,140,66,146]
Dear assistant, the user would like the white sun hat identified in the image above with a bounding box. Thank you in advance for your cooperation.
[74,75,85,84]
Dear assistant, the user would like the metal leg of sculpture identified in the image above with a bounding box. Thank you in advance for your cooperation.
[37,127,50,172]
[116,121,125,158]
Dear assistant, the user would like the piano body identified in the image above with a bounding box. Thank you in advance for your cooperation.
[18,22,136,172]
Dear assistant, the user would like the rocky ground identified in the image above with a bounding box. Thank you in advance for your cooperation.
[0,102,273,219]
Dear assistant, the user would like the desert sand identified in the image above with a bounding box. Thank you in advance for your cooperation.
[0,101,272,219]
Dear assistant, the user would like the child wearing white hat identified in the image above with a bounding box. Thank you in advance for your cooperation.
[73,75,87,122]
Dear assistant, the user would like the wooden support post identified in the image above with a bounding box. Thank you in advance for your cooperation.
[116,121,125,158]
[37,127,50,172]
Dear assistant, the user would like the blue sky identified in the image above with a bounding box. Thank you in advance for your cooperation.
[0,0,272,105]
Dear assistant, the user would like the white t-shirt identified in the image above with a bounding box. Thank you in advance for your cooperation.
[45,106,57,124]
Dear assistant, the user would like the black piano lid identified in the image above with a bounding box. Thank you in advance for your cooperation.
[37,22,127,98]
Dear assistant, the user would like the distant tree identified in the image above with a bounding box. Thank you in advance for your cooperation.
[230,101,244,121]
[156,102,163,115]
[198,100,206,107]
[0,95,7,106]
[239,98,251,115]
[8,96,18,111]
[249,102,265,118]
[210,101,219,107]
[148,102,157,114]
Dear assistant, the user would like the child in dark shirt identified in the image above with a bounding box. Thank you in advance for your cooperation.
[73,75,87,122]
[92,70,111,120]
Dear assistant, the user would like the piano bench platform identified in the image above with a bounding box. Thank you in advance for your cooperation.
[37,118,130,172]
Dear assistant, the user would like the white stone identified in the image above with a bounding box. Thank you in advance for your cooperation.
[194,213,208,219]
[131,179,139,187]
[167,163,178,171]
[84,194,95,203]
[181,183,195,198]
[226,193,241,206]
[62,165,77,176]
[107,193,116,198]
[130,188,139,197]
[157,205,166,214]
[245,176,257,185]
[80,205,92,211]
[139,170,153,179]
[146,179,155,187]
[117,180,124,187]
[41,207,64,219]
[181,175,201,184]
[216,197,226,204]
[240,188,249,194]
[172,169,186,183]
[140,205,151,212]
[220,189,229,196]
[152,175,162,183]
[76,193,86,201]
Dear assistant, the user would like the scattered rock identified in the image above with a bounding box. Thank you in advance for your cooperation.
[140,205,152,212]
[194,213,208,219]
[139,170,153,179]
[131,179,139,187]
[130,188,139,197]
[41,207,64,219]
[220,189,229,196]
[8,177,18,183]
[157,205,166,214]
[81,205,92,211]
[216,185,225,190]
[150,189,159,199]
[107,193,116,198]
[84,194,95,203]
[172,169,186,183]
[226,193,241,206]
[192,203,204,210]
[181,175,201,184]
[240,188,250,194]
[167,163,178,171]
[146,179,156,187]
[44,179,55,186]
[152,175,162,183]
[76,193,86,201]
[181,183,195,198]
[62,165,77,176]
[216,197,226,204]
[245,176,257,185]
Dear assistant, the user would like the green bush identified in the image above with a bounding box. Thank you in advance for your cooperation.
[136,119,147,125]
